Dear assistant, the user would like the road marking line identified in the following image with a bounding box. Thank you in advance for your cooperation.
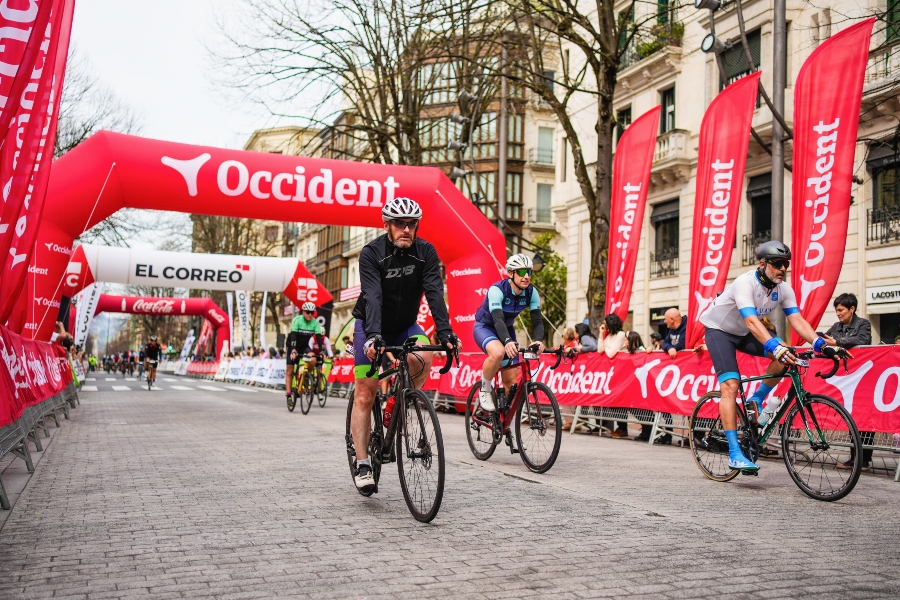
[81,385,98,392]
[163,378,178,382]
[225,386,259,393]
[85,378,96,381]
[125,377,137,381]
[105,378,116,381]
[111,386,131,391]
[169,385,193,391]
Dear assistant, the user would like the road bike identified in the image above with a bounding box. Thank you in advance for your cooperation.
[345,338,458,522]
[689,348,862,501]
[146,360,158,391]
[288,354,326,414]
[465,344,566,473]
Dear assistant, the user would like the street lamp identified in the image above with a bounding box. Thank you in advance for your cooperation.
[700,33,725,54]
[532,253,545,273]
[448,166,470,181]
[694,0,722,10]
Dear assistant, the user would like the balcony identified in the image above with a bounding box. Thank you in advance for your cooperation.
[650,247,679,278]
[528,93,555,113]
[527,147,555,171]
[742,230,770,266]
[617,22,684,95]
[345,228,380,255]
[867,207,900,246]
[526,207,555,232]
[862,39,900,119]
[650,129,692,186]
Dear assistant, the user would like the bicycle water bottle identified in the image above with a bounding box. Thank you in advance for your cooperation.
[383,396,396,428]
[758,397,782,427]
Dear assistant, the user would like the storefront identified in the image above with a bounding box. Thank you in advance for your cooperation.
[866,284,900,344]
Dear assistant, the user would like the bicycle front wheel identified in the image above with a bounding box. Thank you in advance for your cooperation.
[317,372,328,407]
[781,394,862,501]
[515,382,562,473]
[396,389,445,523]
[345,388,382,496]
[689,392,748,482]
[465,383,497,461]
[300,371,314,414]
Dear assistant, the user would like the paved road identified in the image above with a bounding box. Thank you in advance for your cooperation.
[1,375,898,599]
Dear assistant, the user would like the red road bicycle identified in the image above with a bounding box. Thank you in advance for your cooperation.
[465,344,567,473]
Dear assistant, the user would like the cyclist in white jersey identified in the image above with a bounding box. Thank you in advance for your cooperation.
[700,241,834,472]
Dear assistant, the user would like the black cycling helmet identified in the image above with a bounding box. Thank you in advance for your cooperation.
[755,240,791,261]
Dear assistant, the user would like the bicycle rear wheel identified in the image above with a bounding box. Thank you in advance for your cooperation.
[515,382,562,473]
[345,388,382,496]
[396,389,445,522]
[689,392,752,482]
[465,383,497,461]
[317,371,328,407]
[781,394,862,501]
[300,371,314,414]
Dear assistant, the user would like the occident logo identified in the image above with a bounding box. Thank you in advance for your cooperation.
[162,154,400,208]
[454,314,475,323]
[133,299,175,314]
[28,265,48,275]
[608,182,642,315]
[633,359,722,403]
[44,242,72,255]
[33,297,60,308]
[693,158,736,320]
[450,268,482,277]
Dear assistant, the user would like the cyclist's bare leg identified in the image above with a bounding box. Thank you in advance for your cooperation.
[500,367,517,391]
[718,379,740,430]
[352,377,378,462]
[407,350,432,389]
[481,340,507,382]
[285,363,294,392]
[761,359,783,387]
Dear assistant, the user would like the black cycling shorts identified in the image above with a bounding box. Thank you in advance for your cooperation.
[286,331,316,366]
[704,327,767,383]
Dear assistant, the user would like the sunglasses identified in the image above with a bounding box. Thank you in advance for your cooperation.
[390,219,419,231]
[767,259,790,270]
[302,310,314,314]
[513,268,533,277]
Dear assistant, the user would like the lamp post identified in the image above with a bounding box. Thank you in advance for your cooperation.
[532,252,545,273]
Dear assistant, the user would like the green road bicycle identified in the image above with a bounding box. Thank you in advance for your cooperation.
[689,348,862,501]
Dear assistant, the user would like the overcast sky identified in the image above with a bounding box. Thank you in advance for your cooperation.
[71,0,289,149]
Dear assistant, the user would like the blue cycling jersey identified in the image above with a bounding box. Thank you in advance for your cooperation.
[474,278,541,329]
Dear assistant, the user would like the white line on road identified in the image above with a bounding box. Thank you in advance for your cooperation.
[169,386,193,391]
[111,386,131,391]
[125,378,137,381]
[197,385,225,392]
[85,378,96,381]
[81,386,98,392]
[226,386,259,393]
[105,378,116,381]
[163,378,177,382]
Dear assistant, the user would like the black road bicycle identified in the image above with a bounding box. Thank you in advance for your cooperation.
[689,348,862,501]
[345,338,458,522]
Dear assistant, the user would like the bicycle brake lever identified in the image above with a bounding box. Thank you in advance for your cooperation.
[438,348,456,375]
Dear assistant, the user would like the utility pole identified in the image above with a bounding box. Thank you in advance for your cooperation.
[771,0,788,337]
[497,45,508,242]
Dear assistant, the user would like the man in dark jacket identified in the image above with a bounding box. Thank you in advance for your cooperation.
[661,308,687,357]
[822,293,872,348]
[823,293,874,472]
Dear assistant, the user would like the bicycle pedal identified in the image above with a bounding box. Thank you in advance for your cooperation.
[740,469,759,477]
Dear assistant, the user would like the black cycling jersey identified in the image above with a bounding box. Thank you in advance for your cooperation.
[352,233,452,341]
[145,342,161,361]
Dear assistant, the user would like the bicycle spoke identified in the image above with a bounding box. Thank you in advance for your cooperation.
[689,392,742,482]
[515,383,561,473]
[397,390,444,522]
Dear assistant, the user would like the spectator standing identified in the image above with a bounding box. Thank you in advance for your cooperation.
[647,331,663,352]
[600,314,628,438]
[823,293,874,472]
[661,308,687,357]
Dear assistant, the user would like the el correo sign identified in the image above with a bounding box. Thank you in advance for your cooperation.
[867,285,900,305]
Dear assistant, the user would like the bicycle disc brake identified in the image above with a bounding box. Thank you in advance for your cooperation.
[740,429,760,463]
[491,412,502,443]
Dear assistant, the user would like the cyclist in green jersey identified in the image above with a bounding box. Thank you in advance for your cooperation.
[285,302,324,400]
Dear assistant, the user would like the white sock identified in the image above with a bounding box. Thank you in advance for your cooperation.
[357,458,370,468]
[482,378,493,390]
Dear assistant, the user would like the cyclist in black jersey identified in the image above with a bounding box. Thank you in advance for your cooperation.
[349,197,460,494]
[144,336,161,388]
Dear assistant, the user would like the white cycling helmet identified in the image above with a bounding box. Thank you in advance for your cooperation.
[506,254,533,272]
[301,302,316,312]
[382,197,422,222]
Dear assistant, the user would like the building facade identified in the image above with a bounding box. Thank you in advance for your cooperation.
[553,0,900,343]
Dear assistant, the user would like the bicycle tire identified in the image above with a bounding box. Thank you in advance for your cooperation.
[396,389,445,522]
[464,382,498,461]
[345,388,382,497]
[317,372,328,407]
[689,391,752,482]
[515,382,562,473]
[300,371,314,414]
[781,394,862,501]
[286,390,296,412]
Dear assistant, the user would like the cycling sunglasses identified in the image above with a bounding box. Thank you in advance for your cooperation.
[390,219,419,230]
[767,259,790,270]
[513,268,533,277]
[302,310,315,314]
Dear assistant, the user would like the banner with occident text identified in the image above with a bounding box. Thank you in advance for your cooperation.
[685,72,761,349]
[790,19,875,343]
[0,324,71,427]
[605,106,660,321]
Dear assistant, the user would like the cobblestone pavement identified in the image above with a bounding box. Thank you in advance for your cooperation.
[1,377,898,599]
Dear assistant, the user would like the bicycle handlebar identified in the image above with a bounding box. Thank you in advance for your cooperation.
[517,343,566,370]
[364,338,460,378]
[787,347,849,380]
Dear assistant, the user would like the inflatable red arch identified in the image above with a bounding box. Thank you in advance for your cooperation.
[94,294,230,358]
[23,131,505,347]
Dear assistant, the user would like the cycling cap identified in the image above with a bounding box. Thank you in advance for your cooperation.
[755,240,791,261]
[382,197,422,222]
[150,335,157,341]
[506,253,533,271]
[301,302,316,312]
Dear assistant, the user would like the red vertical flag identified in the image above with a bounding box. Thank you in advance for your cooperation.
[790,18,875,342]
[0,0,75,327]
[685,72,761,349]
[604,106,660,321]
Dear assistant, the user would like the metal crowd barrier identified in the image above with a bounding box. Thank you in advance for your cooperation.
[0,383,79,509]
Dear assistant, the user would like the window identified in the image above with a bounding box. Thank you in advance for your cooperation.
[265,225,279,243]
[542,71,555,93]
[657,0,674,24]
[660,87,675,133]
[535,184,553,223]
[869,143,900,209]
[537,127,554,164]
[561,138,568,182]
[507,113,524,160]
[419,61,458,105]
[616,107,632,143]
[564,50,570,78]
[720,29,761,88]
[743,173,772,265]
[505,172,523,220]
[650,200,679,277]
[889,1,900,42]
[471,171,497,218]
[618,7,634,53]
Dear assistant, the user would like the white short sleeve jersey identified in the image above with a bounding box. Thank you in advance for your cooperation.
[699,270,799,336]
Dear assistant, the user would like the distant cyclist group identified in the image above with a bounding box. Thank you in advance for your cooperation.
[101,336,162,387]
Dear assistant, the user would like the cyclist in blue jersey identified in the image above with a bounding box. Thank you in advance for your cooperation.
[474,254,545,411]
[700,241,839,472]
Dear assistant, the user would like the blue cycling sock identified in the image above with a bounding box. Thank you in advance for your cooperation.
[725,430,744,460]
[748,382,774,411]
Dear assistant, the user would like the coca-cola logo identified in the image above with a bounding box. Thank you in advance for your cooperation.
[207,309,226,324]
[133,299,175,314]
